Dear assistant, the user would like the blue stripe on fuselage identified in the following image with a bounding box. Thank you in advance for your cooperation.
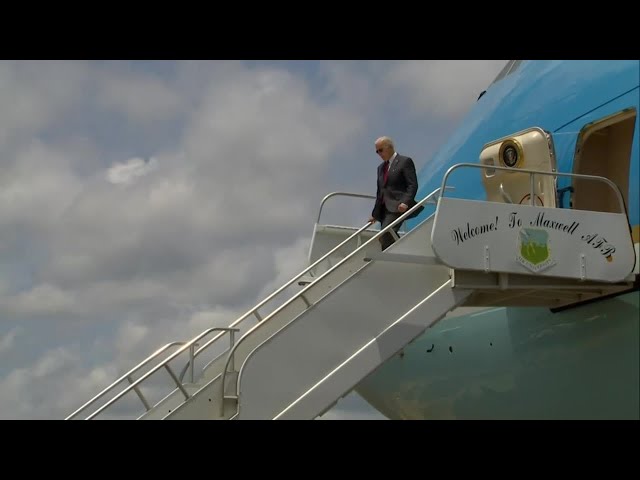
[408,60,640,228]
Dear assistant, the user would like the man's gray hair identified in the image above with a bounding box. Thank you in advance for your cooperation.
[375,136,394,149]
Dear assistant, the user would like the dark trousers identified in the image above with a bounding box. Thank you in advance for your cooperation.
[379,208,403,250]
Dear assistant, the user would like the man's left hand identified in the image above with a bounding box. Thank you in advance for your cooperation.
[398,203,408,213]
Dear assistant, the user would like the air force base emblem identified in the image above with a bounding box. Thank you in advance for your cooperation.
[516,227,556,273]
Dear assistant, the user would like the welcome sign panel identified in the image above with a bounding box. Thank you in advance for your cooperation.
[430,198,635,283]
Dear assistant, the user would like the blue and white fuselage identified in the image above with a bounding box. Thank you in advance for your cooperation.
[355,60,639,419]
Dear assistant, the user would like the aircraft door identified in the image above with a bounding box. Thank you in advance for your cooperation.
[479,127,557,208]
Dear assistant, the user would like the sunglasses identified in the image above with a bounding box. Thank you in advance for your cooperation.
[375,147,385,154]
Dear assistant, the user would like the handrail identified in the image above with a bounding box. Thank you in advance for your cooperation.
[67,327,239,420]
[315,192,376,224]
[219,186,447,416]
[67,187,441,420]
[440,162,628,214]
[308,192,379,265]
[177,219,377,383]
[69,217,378,419]
[65,341,186,420]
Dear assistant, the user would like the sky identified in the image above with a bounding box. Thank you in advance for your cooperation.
[0,60,507,420]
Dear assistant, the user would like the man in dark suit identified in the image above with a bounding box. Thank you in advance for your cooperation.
[368,136,422,250]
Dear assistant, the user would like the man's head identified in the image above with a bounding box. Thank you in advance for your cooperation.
[375,136,395,162]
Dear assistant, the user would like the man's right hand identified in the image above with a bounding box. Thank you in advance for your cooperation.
[368,216,377,224]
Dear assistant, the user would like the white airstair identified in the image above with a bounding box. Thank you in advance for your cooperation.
[65,163,637,420]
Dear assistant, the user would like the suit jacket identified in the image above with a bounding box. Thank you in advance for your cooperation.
[371,154,424,222]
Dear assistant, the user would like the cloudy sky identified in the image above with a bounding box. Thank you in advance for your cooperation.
[0,60,506,420]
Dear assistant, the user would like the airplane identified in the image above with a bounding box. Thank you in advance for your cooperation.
[66,60,639,420]
[353,59,639,420]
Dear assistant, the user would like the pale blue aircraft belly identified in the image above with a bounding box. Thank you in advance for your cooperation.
[354,60,640,420]
[356,291,639,420]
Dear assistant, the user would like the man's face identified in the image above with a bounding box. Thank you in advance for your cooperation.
[375,142,393,162]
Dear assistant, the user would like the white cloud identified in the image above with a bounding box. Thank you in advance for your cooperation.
[0,60,503,419]
[383,60,508,117]
[0,327,20,355]
[97,70,183,122]
[2,284,76,316]
[0,61,89,147]
[107,157,159,185]
[0,139,84,229]
[0,347,123,419]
